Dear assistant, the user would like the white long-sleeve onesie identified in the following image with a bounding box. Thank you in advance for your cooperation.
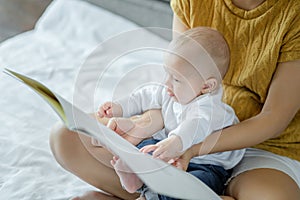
[117,84,245,170]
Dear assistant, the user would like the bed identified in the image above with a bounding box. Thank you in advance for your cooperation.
[0,0,172,199]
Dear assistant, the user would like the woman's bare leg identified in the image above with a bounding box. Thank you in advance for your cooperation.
[220,196,235,200]
[71,191,121,200]
[49,122,139,200]
[226,168,300,200]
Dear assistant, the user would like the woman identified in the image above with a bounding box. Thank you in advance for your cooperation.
[50,0,300,199]
[166,0,300,199]
[154,1,300,199]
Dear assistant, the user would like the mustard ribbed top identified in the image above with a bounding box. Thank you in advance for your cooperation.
[171,0,300,161]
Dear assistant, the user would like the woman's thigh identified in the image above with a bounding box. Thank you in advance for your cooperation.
[49,122,139,199]
[226,168,300,200]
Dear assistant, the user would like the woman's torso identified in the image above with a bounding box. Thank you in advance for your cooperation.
[171,0,300,161]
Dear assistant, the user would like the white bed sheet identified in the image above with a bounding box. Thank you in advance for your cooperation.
[0,0,168,199]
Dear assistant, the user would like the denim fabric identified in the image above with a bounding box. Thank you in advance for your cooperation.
[137,184,160,200]
[136,138,162,151]
[136,138,232,199]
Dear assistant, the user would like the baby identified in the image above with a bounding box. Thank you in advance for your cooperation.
[96,27,245,198]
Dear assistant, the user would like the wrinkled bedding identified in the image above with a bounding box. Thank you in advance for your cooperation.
[0,0,168,199]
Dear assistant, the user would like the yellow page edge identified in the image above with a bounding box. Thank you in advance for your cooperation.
[3,68,67,124]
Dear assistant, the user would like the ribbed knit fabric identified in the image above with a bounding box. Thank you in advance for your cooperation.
[171,0,300,161]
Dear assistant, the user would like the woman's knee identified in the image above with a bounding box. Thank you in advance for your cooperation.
[226,168,300,200]
[49,122,79,166]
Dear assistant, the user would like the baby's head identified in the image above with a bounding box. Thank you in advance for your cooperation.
[164,27,230,104]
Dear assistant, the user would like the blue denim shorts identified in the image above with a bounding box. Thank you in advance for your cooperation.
[137,138,232,199]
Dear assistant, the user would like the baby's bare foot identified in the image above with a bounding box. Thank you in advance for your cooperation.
[70,191,119,200]
[111,156,143,193]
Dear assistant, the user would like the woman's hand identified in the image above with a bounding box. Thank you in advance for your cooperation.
[172,147,194,171]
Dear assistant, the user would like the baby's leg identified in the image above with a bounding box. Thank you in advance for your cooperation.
[49,122,139,200]
[109,138,161,196]
[187,164,230,195]
[111,156,144,193]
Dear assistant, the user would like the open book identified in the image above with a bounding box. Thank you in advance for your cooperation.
[3,68,221,200]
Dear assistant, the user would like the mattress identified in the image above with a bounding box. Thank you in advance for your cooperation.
[0,0,168,199]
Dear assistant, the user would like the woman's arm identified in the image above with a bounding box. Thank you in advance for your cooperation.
[188,59,300,158]
[172,14,189,38]
[171,11,300,161]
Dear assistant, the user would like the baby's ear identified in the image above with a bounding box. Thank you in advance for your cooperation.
[201,78,218,94]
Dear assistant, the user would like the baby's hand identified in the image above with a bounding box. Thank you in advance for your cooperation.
[97,101,123,118]
[140,135,183,162]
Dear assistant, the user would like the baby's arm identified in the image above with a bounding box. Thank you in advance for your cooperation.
[97,101,123,118]
[116,85,164,118]
[142,118,208,161]
[95,85,164,146]
[141,135,183,161]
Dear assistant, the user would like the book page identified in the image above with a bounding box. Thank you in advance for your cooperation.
[3,68,67,123]
[60,96,221,199]
[3,68,221,200]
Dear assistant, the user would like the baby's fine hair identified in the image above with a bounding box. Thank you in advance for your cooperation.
[170,27,230,79]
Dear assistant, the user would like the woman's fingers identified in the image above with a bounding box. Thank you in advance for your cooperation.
[172,158,188,171]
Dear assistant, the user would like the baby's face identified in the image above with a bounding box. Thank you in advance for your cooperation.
[164,54,205,105]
